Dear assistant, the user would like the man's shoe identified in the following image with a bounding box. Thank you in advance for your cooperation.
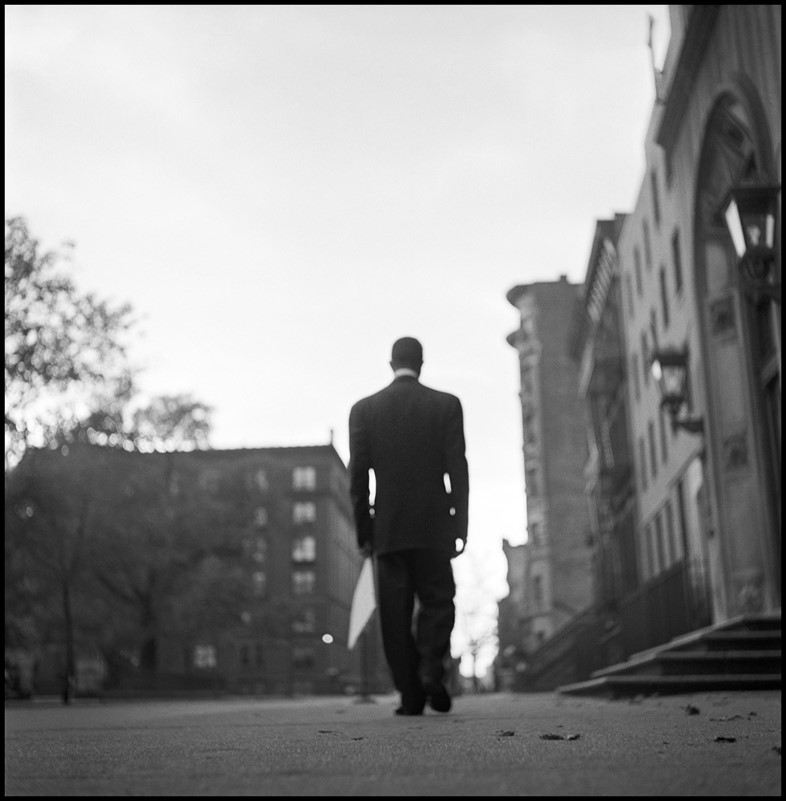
[396,680,426,715]
[424,680,452,713]
[395,687,425,716]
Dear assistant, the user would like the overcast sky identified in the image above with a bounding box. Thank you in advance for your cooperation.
[5,4,670,675]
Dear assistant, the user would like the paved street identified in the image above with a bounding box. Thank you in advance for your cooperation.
[4,690,781,796]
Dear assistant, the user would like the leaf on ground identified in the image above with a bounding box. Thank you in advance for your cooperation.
[685,704,700,715]
[714,736,737,743]
[540,733,565,740]
[496,730,515,737]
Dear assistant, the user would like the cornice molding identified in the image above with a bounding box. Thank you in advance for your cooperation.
[656,5,721,157]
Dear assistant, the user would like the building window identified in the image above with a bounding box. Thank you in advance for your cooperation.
[523,412,536,445]
[642,523,654,579]
[292,534,316,562]
[676,478,688,557]
[659,266,670,329]
[521,365,533,397]
[293,501,316,524]
[254,469,268,491]
[653,512,666,574]
[252,571,267,597]
[634,247,643,296]
[251,536,267,564]
[639,437,648,491]
[254,507,268,528]
[193,644,217,669]
[292,647,315,670]
[643,220,653,272]
[650,170,661,228]
[649,309,658,352]
[293,466,316,491]
[625,272,635,318]
[648,420,658,480]
[525,466,539,497]
[664,499,677,563]
[292,606,316,634]
[671,230,684,294]
[658,407,669,464]
[292,569,316,595]
[532,574,544,609]
[640,332,650,386]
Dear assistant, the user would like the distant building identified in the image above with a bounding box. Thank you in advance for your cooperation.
[504,277,594,656]
[7,442,390,697]
[569,216,641,634]
[153,444,387,696]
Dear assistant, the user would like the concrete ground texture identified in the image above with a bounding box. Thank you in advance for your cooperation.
[4,690,781,796]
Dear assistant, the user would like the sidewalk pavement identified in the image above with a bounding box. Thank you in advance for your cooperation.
[4,690,781,796]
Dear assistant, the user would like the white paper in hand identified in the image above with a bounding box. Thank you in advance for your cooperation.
[347,557,376,650]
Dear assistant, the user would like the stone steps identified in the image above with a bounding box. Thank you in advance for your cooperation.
[557,612,781,697]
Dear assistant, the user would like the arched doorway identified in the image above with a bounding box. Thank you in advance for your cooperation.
[693,87,781,618]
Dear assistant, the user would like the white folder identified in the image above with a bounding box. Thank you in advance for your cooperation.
[347,557,376,650]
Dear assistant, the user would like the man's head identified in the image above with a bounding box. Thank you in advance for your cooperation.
[390,336,423,374]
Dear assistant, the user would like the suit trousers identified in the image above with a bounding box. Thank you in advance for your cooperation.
[375,549,456,706]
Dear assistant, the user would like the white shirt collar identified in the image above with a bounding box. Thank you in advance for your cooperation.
[394,368,419,379]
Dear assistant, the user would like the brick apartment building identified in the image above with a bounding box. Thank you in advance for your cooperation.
[7,442,390,697]
[503,277,594,657]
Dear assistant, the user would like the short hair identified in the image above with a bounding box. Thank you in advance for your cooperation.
[391,336,423,368]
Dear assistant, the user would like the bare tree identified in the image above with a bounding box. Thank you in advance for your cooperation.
[6,449,102,703]
[453,544,504,691]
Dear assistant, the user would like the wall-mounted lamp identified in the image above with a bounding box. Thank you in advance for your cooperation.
[721,183,781,305]
[650,346,704,435]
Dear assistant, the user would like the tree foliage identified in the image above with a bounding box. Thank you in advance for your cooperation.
[5,216,136,468]
[130,394,212,452]
[52,392,213,453]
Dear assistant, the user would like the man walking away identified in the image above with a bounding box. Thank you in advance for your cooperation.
[348,337,469,715]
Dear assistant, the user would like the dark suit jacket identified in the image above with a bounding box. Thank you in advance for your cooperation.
[348,375,469,555]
